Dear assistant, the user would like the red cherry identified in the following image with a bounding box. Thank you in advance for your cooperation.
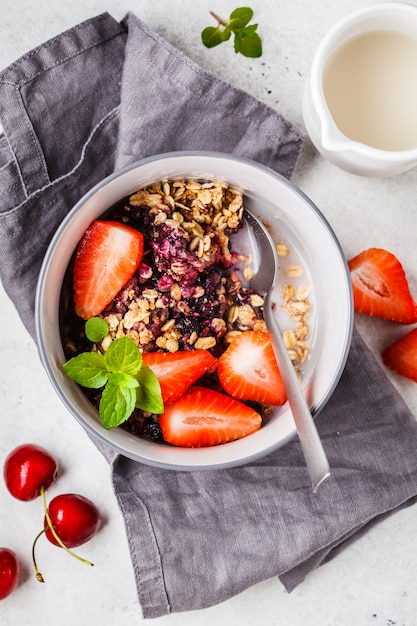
[3,444,58,501]
[0,548,20,600]
[44,494,102,548]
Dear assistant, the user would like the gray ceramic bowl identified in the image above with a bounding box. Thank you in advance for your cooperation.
[35,151,353,470]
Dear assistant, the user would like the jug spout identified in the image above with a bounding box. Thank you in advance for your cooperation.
[319,118,353,154]
[302,82,355,159]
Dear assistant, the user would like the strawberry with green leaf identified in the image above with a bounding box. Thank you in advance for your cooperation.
[382,328,417,383]
[160,386,262,447]
[217,330,287,406]
[348,248,417,324]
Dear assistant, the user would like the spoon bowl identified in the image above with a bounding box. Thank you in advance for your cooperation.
[242,209,331,492]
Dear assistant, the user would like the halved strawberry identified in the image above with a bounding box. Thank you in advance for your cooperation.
[142,350,217,403]
[159,386,262,447]
[73,220,144,319]
[217,330,287,406]
[382,328,417,383]
[348,248,417,324]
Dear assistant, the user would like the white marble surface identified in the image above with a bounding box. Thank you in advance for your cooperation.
[1,1,417,624]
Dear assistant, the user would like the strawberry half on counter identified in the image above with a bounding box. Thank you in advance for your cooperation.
[160,386,262,447]
[142,350,217,404]
[73,220,144,319]
[217,330,287,406]
[382,328,417,383]
[348,248,417,324]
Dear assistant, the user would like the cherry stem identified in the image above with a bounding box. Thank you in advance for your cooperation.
[32,528,46,582]
[40,485,94,568]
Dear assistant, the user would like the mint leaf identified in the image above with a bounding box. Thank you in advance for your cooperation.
[62,352,108,388]
[85,317,109,343]
[202,7,262,57]
[108,371,139,389]
[201,26,226,48]
[135,365,164,414]
[229,7,253,30]
[234,29,262,58]
[63,335,165,429]
[241,23,258,36]
[99,376,137,429]
[104,336,142,375]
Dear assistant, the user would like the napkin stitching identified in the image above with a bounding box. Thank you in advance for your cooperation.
[5,86,50,196]
[0,13,125,86]
[0,14,125,200]
[0,106,120,218]
[0,158,13,173]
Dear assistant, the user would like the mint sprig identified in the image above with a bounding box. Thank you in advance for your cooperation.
[63,335,163,429]
[201,7,262,58]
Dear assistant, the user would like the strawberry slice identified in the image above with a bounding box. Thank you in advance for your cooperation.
[142,350,217,403]
[73,220,144,320]
[348,248,417,324]
[159,386,262,447]
[382,328,417,383]
[217,330,287,406]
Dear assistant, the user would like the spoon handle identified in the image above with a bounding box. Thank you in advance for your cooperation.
[264,296,330,493]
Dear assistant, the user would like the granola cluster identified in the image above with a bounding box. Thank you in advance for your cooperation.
[99,180,267,356]
[279,250,312,376]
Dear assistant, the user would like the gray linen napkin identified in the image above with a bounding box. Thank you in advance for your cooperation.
[0,12,416,619]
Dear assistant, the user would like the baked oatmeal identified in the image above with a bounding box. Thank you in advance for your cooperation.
[60,179,311,443]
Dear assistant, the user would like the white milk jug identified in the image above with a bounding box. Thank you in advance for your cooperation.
[303,2,417,177]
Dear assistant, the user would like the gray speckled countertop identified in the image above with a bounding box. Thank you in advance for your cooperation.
[1,1,416,625]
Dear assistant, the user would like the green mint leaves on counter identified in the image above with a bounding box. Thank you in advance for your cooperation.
[201,7,262,58]
[63,334,163,429]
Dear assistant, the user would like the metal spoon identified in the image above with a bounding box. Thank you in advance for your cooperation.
[241,209,330,493]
